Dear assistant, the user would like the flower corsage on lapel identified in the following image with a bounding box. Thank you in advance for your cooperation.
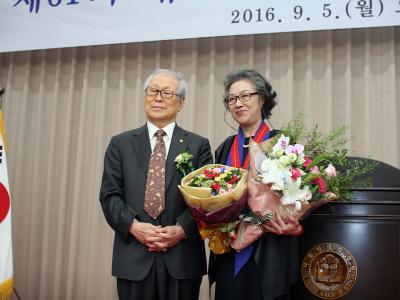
[175,151,194,176]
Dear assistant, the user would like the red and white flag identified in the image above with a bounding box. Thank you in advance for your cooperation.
[0,110,13,300]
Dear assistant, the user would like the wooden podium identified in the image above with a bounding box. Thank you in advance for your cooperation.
[293,159,400,299]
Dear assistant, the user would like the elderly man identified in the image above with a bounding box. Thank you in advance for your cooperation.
[100,69,213,300]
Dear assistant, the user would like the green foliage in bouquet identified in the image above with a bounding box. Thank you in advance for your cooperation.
[265,113,377,200]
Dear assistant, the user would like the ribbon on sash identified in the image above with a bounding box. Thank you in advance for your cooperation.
[226,121,271,277]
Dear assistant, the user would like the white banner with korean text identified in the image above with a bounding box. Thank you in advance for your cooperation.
[1,0,400,53]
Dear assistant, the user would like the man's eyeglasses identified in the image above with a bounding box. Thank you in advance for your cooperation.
[145,87,180,99]
[226,92,258,106]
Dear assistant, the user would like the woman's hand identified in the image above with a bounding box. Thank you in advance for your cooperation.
[263,211,303,237]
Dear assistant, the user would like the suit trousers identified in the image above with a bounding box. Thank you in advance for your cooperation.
[117,255,202,300]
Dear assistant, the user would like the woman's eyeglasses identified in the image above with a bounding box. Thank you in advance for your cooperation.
[226,92,258,106]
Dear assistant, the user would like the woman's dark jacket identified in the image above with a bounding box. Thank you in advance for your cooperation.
[208,133,299,300]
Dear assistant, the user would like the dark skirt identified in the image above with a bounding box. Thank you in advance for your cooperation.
[213,249,292,300]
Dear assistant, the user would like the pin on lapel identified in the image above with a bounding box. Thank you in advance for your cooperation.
[179,139,183,143]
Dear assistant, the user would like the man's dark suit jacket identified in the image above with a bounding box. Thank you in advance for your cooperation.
[209,134,299,300]
[100,124,213,281]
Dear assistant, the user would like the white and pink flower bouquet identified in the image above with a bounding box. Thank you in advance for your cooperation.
[232,115,376,250]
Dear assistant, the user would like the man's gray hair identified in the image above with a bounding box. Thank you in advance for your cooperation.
[143,69,187,98]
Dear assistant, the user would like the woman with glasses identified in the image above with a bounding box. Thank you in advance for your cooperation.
[209,69,303,300]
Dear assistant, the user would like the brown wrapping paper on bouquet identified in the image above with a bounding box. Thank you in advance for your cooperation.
[178,164,248,254]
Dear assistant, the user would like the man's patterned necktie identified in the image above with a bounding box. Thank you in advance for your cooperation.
[144,129,166,219]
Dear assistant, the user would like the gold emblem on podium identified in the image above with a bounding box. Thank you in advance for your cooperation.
[301,243,357,299]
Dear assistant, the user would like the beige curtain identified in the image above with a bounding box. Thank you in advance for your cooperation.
[1,27,399,300]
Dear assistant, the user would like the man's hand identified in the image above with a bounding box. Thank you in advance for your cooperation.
[263,211,303,236]
[129,220,162,248]
[146,225,186,252]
